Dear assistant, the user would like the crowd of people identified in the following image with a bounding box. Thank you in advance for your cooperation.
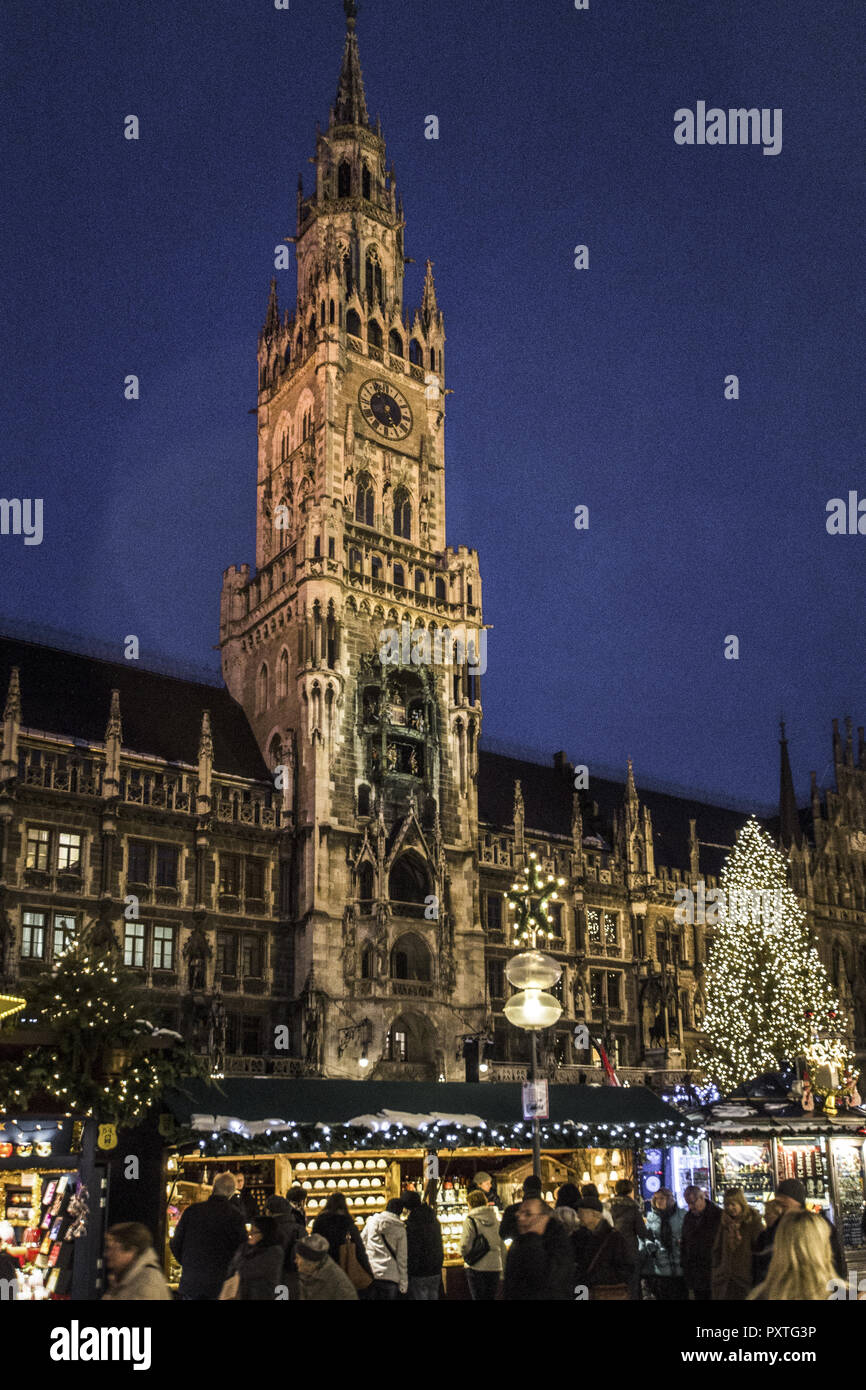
[96,1169,859,1302]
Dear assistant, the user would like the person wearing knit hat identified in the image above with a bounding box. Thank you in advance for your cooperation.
[775,1179,807,1207]
[552,1183,582,1236]
[769,1179,847,1280]
[296,1233,329,1264]
[468,1170,502,1210]
[295,1232,359,1301]
[499,1174,542,1241]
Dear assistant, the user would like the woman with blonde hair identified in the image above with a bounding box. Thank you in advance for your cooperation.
[749,1209,838,1301]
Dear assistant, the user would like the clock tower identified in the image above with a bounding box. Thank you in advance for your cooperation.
[219,1,486,1078]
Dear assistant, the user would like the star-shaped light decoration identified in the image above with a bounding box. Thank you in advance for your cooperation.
[506,851,567,948]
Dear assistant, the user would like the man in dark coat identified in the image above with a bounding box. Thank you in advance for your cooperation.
[169,1172,247,1300]
[762,1179,847,1280]
[573,1197,635,1297]
[681,1185,723,1300]
[266,1195,304,1296]
[499,1175,542,1242]
[286,1186,308,1232]
[502,1198,575,1300]
[228,1171,258,1225]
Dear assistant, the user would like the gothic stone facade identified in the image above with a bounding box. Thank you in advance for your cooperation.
[1,11,864,1087]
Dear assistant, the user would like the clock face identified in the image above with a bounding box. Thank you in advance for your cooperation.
[358,378,413,441]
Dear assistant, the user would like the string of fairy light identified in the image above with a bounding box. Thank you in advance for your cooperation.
[177,1114,699,1157]
[0,937,201,1124]
[697,818,854,1094]
[506,851,567,947]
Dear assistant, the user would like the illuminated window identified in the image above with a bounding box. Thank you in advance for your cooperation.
[25,827,50,871]
[52,914,76,958]
[153,925,175,971]
[124,921,145,968]
[21,911,46,958]
[57,832,82,873]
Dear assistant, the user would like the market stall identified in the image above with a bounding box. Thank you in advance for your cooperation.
[0,1116,95,1299]
[694,1096,866,1255]
[163,1079,700,1296]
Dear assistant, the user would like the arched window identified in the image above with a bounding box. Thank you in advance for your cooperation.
[467,583,473,605]
[435,576,446,601]
[357,784,371,817]
[371,554,382,580]
[361,944,375,977]
[409,339,423,366]
[256,663,269,714]
[393,562,405,588]
[343,251,354,296]
[277,649,289,699]
[296,331,303,358]
[414,569,425,594]
[390,933,432,982]
[429,347,436,371]
[365,251,383,305]
[319,301,325,326]
[368,319,383,349]
[389,329,404,357]
[346,308,362,339]
[355,473,374,526]
[329,299,335,324]
[359,861,374,904]
[313,535,321,558]
[388,856,431,909]
[349,547,362,574]
[268,734,283,771]
[326,606,337,668]
[338,161,352,198]
[393,489,411,540]
[280,429,289,463]
[362,163,372,200]
[307,312,316,343]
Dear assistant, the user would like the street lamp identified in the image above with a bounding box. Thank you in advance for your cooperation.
[504,852,566,1178]
[504,951,562,1179]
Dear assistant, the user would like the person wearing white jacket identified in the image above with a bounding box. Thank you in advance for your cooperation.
[361,1200,408,1299]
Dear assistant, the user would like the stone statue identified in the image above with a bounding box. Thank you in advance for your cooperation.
[342,904,357,980]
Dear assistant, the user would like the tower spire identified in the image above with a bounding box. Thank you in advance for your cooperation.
[421,259,439,329]
[263,277,280,338]
[779,719,803,849]
[335,0,369,128]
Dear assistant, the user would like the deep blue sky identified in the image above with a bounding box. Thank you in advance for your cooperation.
[1,0,863,813]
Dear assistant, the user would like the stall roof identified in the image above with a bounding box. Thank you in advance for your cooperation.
[165,1079,700,1149]
[693,1099,866,1137]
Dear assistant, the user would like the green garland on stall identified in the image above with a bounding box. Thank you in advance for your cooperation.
[0,932,208,1127]
[174,1118,697,1157]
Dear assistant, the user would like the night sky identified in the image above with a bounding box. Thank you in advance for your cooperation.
[1,0,863,813]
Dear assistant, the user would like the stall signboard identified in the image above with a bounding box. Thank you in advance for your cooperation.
[522,1081,549,1120]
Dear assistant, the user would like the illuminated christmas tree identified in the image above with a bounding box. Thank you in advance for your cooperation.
[0,926,204,1125]
[696,818,852,1093]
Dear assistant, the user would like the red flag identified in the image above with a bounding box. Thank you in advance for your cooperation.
[596,1041,621,1086]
